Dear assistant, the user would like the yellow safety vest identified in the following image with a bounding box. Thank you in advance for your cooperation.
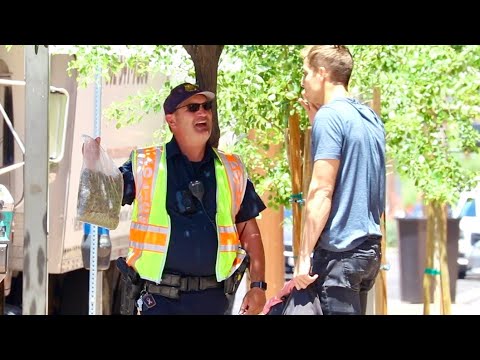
[126,145,248,283]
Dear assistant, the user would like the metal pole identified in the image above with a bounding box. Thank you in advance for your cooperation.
[88,66,102,315]
[23,45,49,315]
[0,280,4,315]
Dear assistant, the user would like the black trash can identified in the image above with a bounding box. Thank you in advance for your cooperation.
[396,217,460,303]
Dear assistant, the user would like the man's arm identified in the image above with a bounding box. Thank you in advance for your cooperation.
[294,158,339,289]
[234,179,267,283]
[237,218,265,284]
[236,218,266,315]
[233,179,267,314]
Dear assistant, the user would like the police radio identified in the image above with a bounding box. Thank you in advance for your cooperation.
[189,180,215,230]
[188,180,204,202]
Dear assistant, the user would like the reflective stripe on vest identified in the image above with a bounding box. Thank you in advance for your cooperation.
[126,145,248,283]
[213,149,248,219]
[126,146,170,282]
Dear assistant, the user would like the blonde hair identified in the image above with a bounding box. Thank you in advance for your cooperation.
[301,45,353,89]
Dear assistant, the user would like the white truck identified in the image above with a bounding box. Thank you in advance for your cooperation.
[0,45,166,314]
[454,179,480,277]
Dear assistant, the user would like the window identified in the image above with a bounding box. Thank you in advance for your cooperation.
[460,198,476,217]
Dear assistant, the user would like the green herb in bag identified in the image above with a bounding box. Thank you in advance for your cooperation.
[76,135,124,230]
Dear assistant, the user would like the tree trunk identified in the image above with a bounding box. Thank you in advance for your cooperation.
[183,45,224,148]
[286,112,303,261]
[422,200,452,315]
[423,202,434,314]
[372,87,388,315]
[437,201,451,314]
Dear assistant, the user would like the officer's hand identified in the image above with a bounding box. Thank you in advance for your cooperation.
[82,137,101,169]
[239,288,266,315]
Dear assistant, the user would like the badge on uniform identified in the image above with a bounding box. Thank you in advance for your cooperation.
[142,293,157,309]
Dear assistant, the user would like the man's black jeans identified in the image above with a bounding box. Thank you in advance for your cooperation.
[311,236,381,315]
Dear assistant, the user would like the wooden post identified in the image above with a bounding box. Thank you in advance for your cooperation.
[301,127,312,203]
[372,87,388,315]
[286,113,304,261]
[247,130,285,300]
[256,203,285,301]
[300,127,312,242]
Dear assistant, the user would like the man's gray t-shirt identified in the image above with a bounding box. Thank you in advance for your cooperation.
[312,97,385,252]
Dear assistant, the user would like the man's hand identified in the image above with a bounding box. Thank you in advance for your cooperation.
[292,273,318,291]
[298,91,319,125]
[82,136,101,169]
[293,254,318,290]
[239,288,266,315]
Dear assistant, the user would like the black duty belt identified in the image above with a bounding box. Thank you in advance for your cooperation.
[145,273,223,299]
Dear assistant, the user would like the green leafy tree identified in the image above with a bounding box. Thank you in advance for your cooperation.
[217,45,306,207]
[52,45,480,203]
[350,45,480,204]
[53,45,307,208]
[350,45,480,313]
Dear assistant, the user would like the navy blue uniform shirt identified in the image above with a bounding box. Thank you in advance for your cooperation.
[119,137,266,276]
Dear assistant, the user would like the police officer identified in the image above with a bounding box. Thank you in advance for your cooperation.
[113,83,267,315]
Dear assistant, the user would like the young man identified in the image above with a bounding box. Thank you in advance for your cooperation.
[294,46,386,315]
[85,83,267,315]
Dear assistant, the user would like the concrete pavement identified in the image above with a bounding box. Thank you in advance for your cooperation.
[382,247,480,315]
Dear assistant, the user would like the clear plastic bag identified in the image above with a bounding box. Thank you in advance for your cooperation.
[76,135,124,230]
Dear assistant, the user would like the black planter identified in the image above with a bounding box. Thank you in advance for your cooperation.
[396,217,460,303]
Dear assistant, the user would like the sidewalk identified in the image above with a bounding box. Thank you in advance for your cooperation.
[387,300,480,315]
[385,247,480,315]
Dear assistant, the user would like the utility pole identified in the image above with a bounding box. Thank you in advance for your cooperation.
[23,45,49,315]
[88,67,103,315]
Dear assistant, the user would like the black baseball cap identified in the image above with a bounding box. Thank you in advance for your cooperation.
[163,82,215,115]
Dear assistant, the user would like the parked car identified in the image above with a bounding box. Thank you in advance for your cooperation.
[458,229,472,279]
[282,208,314,280]
[454,181,480,278]
[284,209,294,280]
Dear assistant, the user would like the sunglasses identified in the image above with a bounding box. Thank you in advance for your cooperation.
[176,101,213,113]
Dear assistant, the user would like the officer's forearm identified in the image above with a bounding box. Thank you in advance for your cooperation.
[238,218,265,282]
